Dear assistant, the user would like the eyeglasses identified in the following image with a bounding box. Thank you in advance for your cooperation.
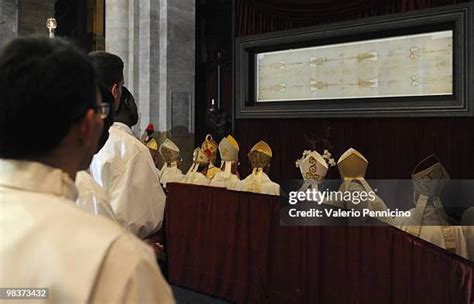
[95,103,111,119]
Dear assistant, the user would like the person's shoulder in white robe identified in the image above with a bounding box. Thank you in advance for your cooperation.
[183,171,209,186]
[209,171,240,190]
[397,206,468,259]
[461,208,474,261]
[160,166,185,187]
[236,172,280,196]
[0,160,174,303]
[91,122,166,238]
[75,170,123,227]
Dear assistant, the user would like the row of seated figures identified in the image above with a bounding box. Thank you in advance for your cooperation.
[146,134,280,195]
[296,148,470,260]
[145,131,472,260]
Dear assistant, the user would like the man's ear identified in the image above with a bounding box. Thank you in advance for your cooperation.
[78,109,96,142]
[111,83,121,111]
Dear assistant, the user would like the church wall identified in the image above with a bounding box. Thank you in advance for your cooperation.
[18,0,55,36]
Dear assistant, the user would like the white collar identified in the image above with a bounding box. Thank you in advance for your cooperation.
[0,159,78,201]
[111,122,134,136]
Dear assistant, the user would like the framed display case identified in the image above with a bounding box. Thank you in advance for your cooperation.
[234,3,473,118]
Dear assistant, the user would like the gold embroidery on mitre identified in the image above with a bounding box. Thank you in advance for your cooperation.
[296,150,328,182]
[303,156,321,180]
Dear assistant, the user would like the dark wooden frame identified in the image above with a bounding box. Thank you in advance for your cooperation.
[234,3,474,119]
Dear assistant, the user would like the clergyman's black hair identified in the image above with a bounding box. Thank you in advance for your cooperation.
[0,37,98,159]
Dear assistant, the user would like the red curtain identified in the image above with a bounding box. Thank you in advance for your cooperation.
[236,0,469,36]
[166,183,474,304]
[234,117,474,183]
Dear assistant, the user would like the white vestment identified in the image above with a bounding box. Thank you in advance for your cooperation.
[396,188,468,259]
[91,122,166,238]
[159,165,185,188]
[209,171,240,190]
[0,160,174,303]
[397,205,468,259]
[236,172,280,196]
[183,171,209,186]
[75,170,122,228]
[330,179,393,225]
[461,209,474,260]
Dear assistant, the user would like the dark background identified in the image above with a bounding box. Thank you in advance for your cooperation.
[196,0,474,183]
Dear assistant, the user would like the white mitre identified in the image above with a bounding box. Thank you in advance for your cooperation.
[218,135,239,178]
[159,138,182,184]
[159,139,180,165]
[184,147,210,184]
[295,150,329,193]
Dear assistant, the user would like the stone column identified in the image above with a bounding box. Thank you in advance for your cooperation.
[105,0,195,168]
[0,0,18,47]
[105,0,195,134]
[105,0,129,84]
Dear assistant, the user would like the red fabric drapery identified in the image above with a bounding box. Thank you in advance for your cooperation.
[166,183,474,304]
[236,0,469,36]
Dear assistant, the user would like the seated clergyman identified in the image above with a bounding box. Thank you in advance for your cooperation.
[336,148,391,224]
[236,140,280,196]
[158,138,185,187]
[183,147,210,186]
[145,132,167,172]
[201,134,220,179]
[396,155,468,259]
[209,135,241,190]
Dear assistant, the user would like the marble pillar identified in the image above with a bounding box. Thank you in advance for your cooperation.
[106,0,195,169]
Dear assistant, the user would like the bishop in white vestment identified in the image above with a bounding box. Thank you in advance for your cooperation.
[236,140,279,196]
[396,156,468,259]
[209,135,241,190]
[158,138,185,187]
[183,147,211,186]
[335,148,392,224]
[201,134,220,179]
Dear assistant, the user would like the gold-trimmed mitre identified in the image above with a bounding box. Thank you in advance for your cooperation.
[201,134,218,161]
[218,135,239,161]
[337,148,368,179]
[295,150,328,181]
[159,138,180,164]
[146,138,158,151]
[193,147,210,165]
[248,140,272,169]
